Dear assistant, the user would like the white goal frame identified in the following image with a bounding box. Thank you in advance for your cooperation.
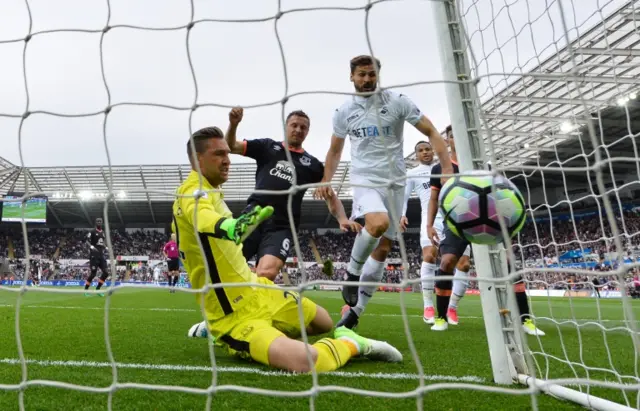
[431,1,639,410]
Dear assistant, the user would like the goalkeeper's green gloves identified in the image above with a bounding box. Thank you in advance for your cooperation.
[219,205,274,245]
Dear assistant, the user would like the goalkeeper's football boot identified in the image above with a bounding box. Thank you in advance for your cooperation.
[423,307,435,324]
[522,319,546,336]
[334,326,402,363]
[446,307,459,325]
[187,320,210,338]
[336,305,359,330]
[341,273,360,307]
[431,318,448,331]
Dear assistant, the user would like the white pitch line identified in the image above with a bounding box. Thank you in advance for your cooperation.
[0,304,633,323]
[0,358,485,382]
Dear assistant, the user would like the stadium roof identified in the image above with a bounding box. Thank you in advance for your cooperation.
[406,0,640,191]
[0,157,374,228]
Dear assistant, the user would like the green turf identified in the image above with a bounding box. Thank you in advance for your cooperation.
[0,287,638,410]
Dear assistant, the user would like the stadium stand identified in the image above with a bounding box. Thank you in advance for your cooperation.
[1,210,638,295]
[0,147,639,296]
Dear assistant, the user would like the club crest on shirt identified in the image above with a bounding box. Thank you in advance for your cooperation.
[299,156,311,166]
[347,113,361,122]
[192,189,208,199]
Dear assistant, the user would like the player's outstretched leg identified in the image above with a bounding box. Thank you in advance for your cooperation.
[95,274,108,296]
[84,270,97,296]
[94,259,109,296]
[420,245,438,324]
[343,227,381,307]
[343,211,390,307]
[515,279,545,336]
[433,225,469,331]
[334,326,403,363]
[447,254,471,325]
[433,271,452,331]
[337,232,392,329]
[265,327,402,373]
[337,254,386,329]
[433,253,458,332]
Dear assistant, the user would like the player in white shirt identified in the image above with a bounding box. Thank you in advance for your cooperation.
[402,136,471,326]
[153,264,163,286]
[427,126,544,335]
[314,55,452,329]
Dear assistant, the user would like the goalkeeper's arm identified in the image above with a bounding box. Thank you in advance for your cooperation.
[182,193,270,244]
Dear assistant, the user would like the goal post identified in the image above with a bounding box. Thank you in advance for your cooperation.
[431,0,640,410]
[430,0,527,387]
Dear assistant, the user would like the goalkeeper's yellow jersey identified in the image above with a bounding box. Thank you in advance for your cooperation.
[172,170,258,321]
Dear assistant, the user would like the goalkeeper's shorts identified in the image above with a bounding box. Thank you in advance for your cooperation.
[210,277,317,366]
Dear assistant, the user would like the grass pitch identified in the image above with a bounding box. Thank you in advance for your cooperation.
[0,287,638,410]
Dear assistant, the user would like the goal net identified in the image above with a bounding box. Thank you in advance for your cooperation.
[450,0,640,409]
[0,0,639,410]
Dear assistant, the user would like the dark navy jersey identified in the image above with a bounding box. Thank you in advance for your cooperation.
[429,161,460,192]
[87,229,106,256]
[242,138,324,227]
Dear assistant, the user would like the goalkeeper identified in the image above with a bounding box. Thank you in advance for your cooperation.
[174,127,402,372]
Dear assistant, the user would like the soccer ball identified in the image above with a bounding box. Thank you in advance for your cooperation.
[187,321,209,338]
[438,172,526,245]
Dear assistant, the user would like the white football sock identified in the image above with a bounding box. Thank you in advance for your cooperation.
[449,268,470,309]
[347,228,380,276]
[421,262,436,309]
[352,257,385,316]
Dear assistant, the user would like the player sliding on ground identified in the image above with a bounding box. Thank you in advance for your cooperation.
[225,108,359,283]
[428,126,545,336]
[314,55,453,329]
[175,126,402,372]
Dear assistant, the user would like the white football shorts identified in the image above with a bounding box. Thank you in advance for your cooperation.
[420,215,471,257]
[351,185,405,241]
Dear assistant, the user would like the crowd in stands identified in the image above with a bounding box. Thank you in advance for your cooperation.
[0,235,8,258]
[57,229,166,259]
[1,210,640,293]
[13,230,61,259]
[312,231,422,265]
[514,210,640,263]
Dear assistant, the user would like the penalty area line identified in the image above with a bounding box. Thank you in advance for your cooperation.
[0,358,485,383]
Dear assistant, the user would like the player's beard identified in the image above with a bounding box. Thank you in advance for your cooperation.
[288,135,304,149]
[356,83,376,93]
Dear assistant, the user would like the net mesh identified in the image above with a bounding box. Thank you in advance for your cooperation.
[461,0,640,408]
[1,0,639,410]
